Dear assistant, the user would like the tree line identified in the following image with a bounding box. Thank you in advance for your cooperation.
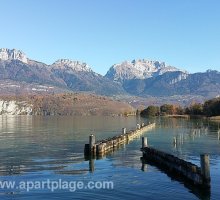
[140,97,220,117]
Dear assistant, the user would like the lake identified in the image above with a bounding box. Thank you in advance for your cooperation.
[0,116,219,200]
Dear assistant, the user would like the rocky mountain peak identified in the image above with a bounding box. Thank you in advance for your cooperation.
[52,59,92,72]
[105,59,186,82]
[0,48,28,63]
[131,59,166,68]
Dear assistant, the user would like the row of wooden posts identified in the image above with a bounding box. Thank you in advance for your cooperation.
[84,122,156,157]
[84,122,211,188]
[141,137,211,188]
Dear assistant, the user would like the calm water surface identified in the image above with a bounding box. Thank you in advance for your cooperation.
[0,116,219,200]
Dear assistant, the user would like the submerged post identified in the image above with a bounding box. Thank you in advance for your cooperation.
[200,154,211,186]
[89,158,95,172]
[141,161,147,171]
[122,128,126,134]
[142,137,148,148]
[173,137,177,145]
[89,134,95,150]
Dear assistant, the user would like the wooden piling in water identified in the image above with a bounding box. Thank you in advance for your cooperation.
[173,137,177,145]
[200,154,210,187]
[218,130,220,140]
[122,128,126,134]
[89,159,95,172]
[142,137,148,148]
[89,134,95,149]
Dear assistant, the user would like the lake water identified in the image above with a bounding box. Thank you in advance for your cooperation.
[0,116,219,200]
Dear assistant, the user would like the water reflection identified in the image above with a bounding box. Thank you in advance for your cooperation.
[0,116,219,200]
[0,116,146,176]
[82,117,220,200]
[140,158,211,200]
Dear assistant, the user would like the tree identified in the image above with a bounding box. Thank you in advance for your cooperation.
[160,104,175,115]
[140,106,160,117]
[203,98,220,116]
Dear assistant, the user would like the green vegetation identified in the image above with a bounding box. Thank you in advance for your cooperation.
[203,98,220,116]
[185,103,203,115]
[140,106,160,117]
[140,97,220,117]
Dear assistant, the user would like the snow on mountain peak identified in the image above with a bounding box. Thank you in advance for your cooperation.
[105,59,186,81]
[0,48,28,63]
[52,59,92,72]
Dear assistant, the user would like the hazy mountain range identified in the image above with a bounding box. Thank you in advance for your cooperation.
[0,48,219,99]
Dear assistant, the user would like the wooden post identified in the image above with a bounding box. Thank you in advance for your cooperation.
[200,154,211,184]
[89,158,95,172]
[97,143,105,155]
[122,128,126,134]
[89,134,95,150]
[181,134,184,144]
[191,165,197,173]
[142,137,148,148]
[173,137,177,145]
[137,124,141,130]
[141,161,147,171]
[218,130,220,140]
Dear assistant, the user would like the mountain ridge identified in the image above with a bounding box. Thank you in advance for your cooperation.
[0,48,219,100]
[105,59,187,82]
[0,48,28,63]
[0,48,126,96]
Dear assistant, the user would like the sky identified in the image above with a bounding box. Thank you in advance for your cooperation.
[0,0,220,75]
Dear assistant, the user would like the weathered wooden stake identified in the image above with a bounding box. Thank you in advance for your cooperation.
[89,134,95,149]
[173,137,177,145]
[89,159,95,172]
[218,130,220,140]
[122,128,126,134]
[141,162,147,171]
[200,154,211,184]
[181,134,184,144]
[142,137,148,148]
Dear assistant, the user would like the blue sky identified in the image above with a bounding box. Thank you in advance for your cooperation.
[0,0,220,75]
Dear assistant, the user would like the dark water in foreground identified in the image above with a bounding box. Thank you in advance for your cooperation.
[0,116,219,200]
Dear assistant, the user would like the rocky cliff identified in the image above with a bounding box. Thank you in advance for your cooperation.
[105,59,186,82]
[0,48,28,63]
[0,100,32,115]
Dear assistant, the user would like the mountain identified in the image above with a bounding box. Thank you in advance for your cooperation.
[0,59,67,86]
[122,70,220,97]
[0,48,219,100]
[105,59,220,98]
[105,59,186,82]
[50,59,125,95]
[0,48,66,87]
[0,48,28,63]
[0,48,125,96]
[122,71,188,96]
[174,70,220,97]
